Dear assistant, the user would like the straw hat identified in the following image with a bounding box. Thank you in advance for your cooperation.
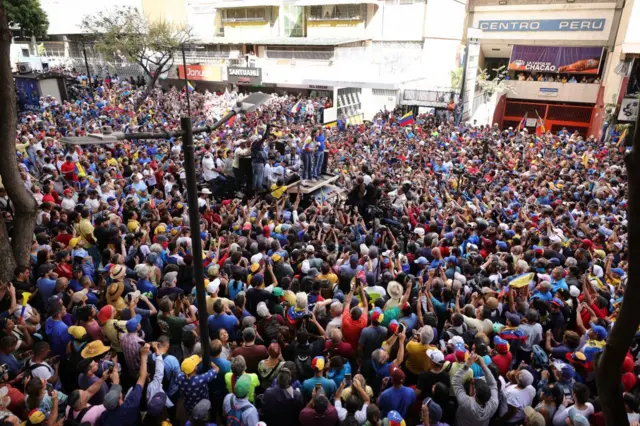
[106,281,124,304]
[81,340,111,359]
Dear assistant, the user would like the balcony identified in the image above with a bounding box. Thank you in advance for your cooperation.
[503,80,600,104]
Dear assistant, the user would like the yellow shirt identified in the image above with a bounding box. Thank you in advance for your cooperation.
[225,372,260,402]
[405,342,437,375]
[270,184,287,200]
[78,219,95,247]
[318,272,338,285]
[127,219,141,233]
[103,319,127,352]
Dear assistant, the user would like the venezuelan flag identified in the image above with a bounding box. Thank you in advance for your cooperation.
[187,81,195,92]
[399,111,414,127]
[617,128,628,151]
[324,121,337,128]
[291,101,301,114]
[508,272,534,289]
[227,115,237,127]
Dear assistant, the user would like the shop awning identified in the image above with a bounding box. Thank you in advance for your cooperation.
[213,0,280,8]
[293,0,380,5]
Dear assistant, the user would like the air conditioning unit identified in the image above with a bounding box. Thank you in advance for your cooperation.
[17,62,32,74]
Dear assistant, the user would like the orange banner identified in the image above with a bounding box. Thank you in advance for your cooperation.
[177,65,222,82]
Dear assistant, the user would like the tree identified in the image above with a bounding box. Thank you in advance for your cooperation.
[5,0,49,39]
[595,111,640,426]
[82,7,193,94]
[0,0,38,282]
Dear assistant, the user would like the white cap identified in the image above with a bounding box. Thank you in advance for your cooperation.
[447,336,465,346]
[206,278,221,294]
[426,349,445,364]
[414,227,425,236]
[306,245,315,254]
[569,285,581,298]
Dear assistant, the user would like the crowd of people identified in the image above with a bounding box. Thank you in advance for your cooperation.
[0,72,633,426]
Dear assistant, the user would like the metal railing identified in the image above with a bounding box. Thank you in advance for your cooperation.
[265,49,334,60]
[403,89,460,105]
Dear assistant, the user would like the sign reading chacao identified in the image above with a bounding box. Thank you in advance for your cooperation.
[478,19,606,32]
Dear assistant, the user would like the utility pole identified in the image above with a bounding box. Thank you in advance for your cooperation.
[81,40,93,96]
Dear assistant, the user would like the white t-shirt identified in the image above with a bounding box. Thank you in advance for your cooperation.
[504,384,536,423]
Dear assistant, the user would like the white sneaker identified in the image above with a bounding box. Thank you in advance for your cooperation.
[312,178,318,182]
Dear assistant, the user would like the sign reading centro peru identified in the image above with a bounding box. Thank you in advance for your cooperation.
[508,45,604,74]
[479,19,606,32]
[177,65,222,82]
[228,67,262,85]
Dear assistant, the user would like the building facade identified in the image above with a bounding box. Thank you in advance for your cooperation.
[466,0,633,137]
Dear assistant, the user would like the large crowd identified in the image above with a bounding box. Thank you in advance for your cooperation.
[0,72,633,426]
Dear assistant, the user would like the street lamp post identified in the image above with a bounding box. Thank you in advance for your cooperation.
[61,92,271,370]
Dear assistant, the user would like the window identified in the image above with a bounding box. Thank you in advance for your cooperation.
[265,46,334,60]
[309,5,365,20]
[283,4,306,37]
[21,48,30,57]
[222,8,269,22]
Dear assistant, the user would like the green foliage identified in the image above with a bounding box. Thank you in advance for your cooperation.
[5,0,49,38]
[475,66,515,98]
[81,7,193,85]
[450,66,463,90]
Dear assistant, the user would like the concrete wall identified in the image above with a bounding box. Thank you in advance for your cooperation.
[367,2,427,41]
[504,80,600,103]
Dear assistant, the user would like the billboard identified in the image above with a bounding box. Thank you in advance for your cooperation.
[227,67,262,85]
[508,45,604,74]
[177,65,222,82]
[15,78,41,111]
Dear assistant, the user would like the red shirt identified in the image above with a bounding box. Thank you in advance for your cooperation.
[341,309,367,351]
[492,352,513,376]
[61,161,77,182]
[55,263,73,280]
[324,340,355,361]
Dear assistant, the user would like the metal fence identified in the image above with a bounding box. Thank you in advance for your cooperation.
[403,89,460,106]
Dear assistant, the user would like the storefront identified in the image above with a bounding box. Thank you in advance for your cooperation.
[467,0,622,134]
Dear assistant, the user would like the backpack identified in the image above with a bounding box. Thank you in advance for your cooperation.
[261,316,280,343]
[64,406,91,426]
[226,396,251,426]
[294,344,314,381]
[446,325,477,347]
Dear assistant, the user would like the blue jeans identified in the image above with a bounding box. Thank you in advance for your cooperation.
[301,151,313,180]
[252,163,265,191]
[313,151,324,179]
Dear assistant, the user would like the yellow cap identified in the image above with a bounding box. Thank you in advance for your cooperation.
[181,355,201,375]
[250,263,260,273]
[68,325,87,340]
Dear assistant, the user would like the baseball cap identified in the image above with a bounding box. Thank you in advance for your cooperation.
[384,410,406,426]
[103,384,123,410]
[147,392,167,416]
[371,307,384,324]
[590,323,608,340]
[561,364,575,380]
[68,325,87,340]
[234,374,252,398]
[27,409,46,424]
[311,356,325,371]
[524,406,545,426]
[126,315,142,333]
[388,320,399,334]
[551,298,564,308]
[97,305,115,323]
[494,336,510,354]
[426,399,443,424]
[181,355,202,375]
[191,399,211,421]
[206,278,221,294]
[414,256,428,265]
[390,366,405,385]
[505,311,521,326]
[426,349,445,365]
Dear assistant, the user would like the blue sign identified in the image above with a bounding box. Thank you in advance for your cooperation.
[479,19,606,32]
